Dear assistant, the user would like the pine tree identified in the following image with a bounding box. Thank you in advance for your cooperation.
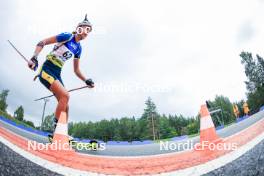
[0,89,9,112]
[14,106,24,121]
[141,97,159,140]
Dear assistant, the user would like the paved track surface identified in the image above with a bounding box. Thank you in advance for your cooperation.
[0,142,61,176]
[204,138,264,176]
[0,111,263,156]
[0,136,263,176]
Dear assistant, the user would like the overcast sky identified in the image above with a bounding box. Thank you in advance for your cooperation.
[1,0,264,126]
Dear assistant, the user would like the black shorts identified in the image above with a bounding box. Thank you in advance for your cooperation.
[38,60,64,90]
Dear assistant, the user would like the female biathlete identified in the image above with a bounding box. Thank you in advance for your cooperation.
[28,15,95,137]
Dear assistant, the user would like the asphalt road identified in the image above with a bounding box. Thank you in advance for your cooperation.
[204,137,264,176]
[0,110,264,156]
[1,135,263,176]
[0,142,61,176]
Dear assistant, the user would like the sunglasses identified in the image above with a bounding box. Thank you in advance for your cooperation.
[76,26,92,34]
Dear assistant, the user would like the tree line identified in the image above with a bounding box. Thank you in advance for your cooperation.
[68,97,199,142]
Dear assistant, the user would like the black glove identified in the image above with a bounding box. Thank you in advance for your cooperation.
[85,79,94,88]
[29,56,38,71]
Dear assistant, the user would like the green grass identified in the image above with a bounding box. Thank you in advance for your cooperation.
[188,133,200,138]
[0,110,36,130]
[154,137,172,143]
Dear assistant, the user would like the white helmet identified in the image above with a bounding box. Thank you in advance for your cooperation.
[77,14,92,28]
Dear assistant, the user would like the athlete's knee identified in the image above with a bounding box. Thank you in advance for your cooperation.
[58,92,70,107]
[65,92,70,102]
[61,92,70,102]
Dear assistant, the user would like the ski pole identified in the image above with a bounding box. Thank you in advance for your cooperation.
[34,85,90,101]
[7,40,29,63]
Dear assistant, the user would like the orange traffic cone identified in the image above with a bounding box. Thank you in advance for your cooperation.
[200,104,220,142]
[195,104,222,151]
